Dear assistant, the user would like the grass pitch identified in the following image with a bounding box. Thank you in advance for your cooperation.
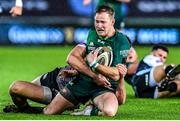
[0,45,180,120]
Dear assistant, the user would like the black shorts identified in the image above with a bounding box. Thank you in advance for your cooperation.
[40,66,76,100]
[131,70,157,98]
[40,68,60,99]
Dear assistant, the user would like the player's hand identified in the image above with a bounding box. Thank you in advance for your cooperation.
[126,47,138,64]
[94,74,111,87]
[9,6,22,16]
[116,64,127,79]
[83,0,92,6]
[86,49,98,66]
[59,70,78,78]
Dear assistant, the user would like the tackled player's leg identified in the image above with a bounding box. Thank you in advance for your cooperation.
[10,81,45,106]
[43,86,78,115]
[43,92,74,115]
[4,74,55,113]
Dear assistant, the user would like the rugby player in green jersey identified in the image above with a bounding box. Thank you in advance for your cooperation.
[42,5,131,116]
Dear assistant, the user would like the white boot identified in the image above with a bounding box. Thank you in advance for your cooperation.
[71,104,93,116]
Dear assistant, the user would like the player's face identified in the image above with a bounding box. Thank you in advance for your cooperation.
[94,12,114,37]
[153,49,168,63]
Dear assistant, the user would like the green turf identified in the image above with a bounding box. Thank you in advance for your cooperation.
[0,45,180,120]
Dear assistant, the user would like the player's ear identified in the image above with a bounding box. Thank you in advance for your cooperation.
[112,18,115,26]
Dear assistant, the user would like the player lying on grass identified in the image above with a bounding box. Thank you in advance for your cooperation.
[122,45,180,98]
[3,66,78,113]
[3,47,137,115]
[4,5,131,116]
[10,0,23,16]
[3,46,129,114]
[3,64,127,114]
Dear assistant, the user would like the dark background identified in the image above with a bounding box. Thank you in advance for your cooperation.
[0,0,180,45]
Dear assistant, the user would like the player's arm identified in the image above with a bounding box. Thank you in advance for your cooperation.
[67,44,88,74]
[96,65,121,81]
[116,77,126,105]
[86,50,127,81]
[67,44,111,86]
[59,69,78,78]
[116,64,127,104]
[126,47,139,75]
[10,0,23,16]
[96,64,128,81]
[116,0,131,3]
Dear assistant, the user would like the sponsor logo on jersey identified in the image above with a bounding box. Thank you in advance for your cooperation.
[120,50,129,57]
[88,42,95,51]
[89,42,94,46]
[98,39,105,44]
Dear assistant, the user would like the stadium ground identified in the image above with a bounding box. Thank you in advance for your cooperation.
[0,45,180,120]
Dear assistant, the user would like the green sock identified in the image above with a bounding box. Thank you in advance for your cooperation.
[90,106,99,116]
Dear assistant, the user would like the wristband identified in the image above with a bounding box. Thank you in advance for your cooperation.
[89,59,97,67]
[87,59,99,71]
[91,62,99,72]
[94,63,99,69]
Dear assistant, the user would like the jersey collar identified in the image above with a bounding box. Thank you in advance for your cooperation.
[98,31,117,42]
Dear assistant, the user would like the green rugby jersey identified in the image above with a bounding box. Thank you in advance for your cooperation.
[86,28,130,66]
[77,28,131,91]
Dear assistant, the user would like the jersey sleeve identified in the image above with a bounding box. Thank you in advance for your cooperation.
[143,55,163,67]
[113,33,131,66]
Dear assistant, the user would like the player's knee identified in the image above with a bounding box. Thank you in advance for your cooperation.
[102,107,117,116]
[9,81,24,94]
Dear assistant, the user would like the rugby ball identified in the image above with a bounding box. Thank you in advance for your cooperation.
[96,47,113,66]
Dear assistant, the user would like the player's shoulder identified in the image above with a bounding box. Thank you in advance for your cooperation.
[143,55,163,67]
[88,28,96,34]
[144,55,159,61]
[116,30,131,44]
[87,28,99,43]
[87,28,98,38]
